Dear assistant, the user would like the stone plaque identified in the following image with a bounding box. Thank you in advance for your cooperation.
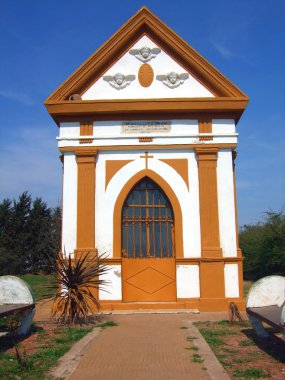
[122,121,171,134]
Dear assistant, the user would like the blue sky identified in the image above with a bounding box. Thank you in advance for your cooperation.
[0,0,284,226]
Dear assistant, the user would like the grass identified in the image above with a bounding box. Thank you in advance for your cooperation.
[0,320,117,379]
[20,274,57,301]
[194,320,284,380]
[233,368,267,378]
[239,339,255,347]
[192,353,204,363]
[0,326,92,379]
[197,326,237,348]
[95,321,118,329]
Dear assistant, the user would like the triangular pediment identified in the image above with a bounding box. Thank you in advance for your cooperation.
[81,35,215,100]
[45,7,248,122]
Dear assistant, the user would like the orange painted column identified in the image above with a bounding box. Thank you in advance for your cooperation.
[195,145,225,308]
[74,150,97,259]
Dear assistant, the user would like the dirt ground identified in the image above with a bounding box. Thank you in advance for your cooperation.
[195,320,285,379]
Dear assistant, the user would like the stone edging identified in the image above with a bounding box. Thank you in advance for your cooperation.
[49,328,102,379]
[183,320,231,380]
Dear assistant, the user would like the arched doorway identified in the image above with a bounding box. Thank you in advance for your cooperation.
[121,177,176,302]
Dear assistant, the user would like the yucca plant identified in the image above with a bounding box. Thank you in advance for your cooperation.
[50,251,109,325]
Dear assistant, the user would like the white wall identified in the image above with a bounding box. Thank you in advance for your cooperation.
[176,265,200,298]
[99,265,122,300]
[62,152,77,256]
[57,119,238,148]
[95,149,201,258]
[82,35,214,100]
[217,149,237,257]
[224,264,239,298]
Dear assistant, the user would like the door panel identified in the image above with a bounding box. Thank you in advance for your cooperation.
[122,258,176,302]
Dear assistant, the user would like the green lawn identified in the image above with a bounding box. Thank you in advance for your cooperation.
[0,321,117,380]
[20,274,57,301]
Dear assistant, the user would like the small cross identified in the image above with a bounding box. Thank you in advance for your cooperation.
[140,152,153,169]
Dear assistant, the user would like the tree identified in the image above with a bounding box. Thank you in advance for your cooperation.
[0,192,62,275]
[26,198,52,272]
[240,209,285,280]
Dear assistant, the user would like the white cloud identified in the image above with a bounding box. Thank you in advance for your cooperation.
[0,89,34,106]
[212,42,235,60]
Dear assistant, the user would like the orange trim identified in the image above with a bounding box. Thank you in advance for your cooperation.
[113,169,183,258]
[102,257,243,265]
[195,147,222,257]
[105,159,133,190]
[200,261,225,299]
[76,151,97,254]
[79,121,93,144]
[46,98,248,124]
[138,63,154,87]
[199,118,213,141]
[56,111,244,125]
[99,298,245,312]
[45,7,248,103]
[139,137,153,143]
[59,143,237,154]
[80,122,93,136]
[160,159,189,190]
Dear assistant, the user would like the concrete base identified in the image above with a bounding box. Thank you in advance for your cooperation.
[100,297,246,312]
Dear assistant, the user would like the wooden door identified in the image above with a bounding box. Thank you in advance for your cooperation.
[121,177,176,302]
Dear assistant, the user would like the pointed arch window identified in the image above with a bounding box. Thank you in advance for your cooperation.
[122,177,175,258]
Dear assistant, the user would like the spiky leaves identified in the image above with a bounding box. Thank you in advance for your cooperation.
[51,251,109,325]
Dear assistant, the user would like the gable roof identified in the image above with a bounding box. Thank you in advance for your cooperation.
[45,7,248,124]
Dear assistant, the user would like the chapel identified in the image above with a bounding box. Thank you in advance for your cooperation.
[45,7,249,311]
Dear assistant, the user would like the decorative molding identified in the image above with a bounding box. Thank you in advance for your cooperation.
[160,158,189,190]
[199,119,213,141]
[139,137,153,143]
[105,160,133,190]
[45,7,249,110]
[60,143,237,154]
[138,63,154,87]
[156,72,189,89]
[45,98,248,125]
[129,46,161,62]
[103,73,135,89]
[80,122,93,144]
[113,169,184,258]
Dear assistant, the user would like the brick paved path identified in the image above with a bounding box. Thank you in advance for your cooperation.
[69,314,212,380]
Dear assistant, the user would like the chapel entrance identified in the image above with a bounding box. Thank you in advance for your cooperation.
[121,177,176,302]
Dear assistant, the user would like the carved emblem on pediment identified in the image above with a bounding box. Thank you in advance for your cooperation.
[156,72,189,88]
[103,73,135,89]
[129,46,161,62]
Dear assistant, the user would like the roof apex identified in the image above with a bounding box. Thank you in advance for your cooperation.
[45,7,248,122]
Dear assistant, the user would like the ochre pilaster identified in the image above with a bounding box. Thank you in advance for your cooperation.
[196,147,224,300]
[75,150,97,259]
[196,147,222,257]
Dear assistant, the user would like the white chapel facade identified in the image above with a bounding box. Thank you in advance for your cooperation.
[45,7,249,311]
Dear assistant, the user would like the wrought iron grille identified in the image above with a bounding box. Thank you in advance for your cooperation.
[122,177,175,258]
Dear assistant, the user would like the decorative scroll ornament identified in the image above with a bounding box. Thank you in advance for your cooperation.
[129,46,161,62]
[103,73,135,89]
[156,71,189,89]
